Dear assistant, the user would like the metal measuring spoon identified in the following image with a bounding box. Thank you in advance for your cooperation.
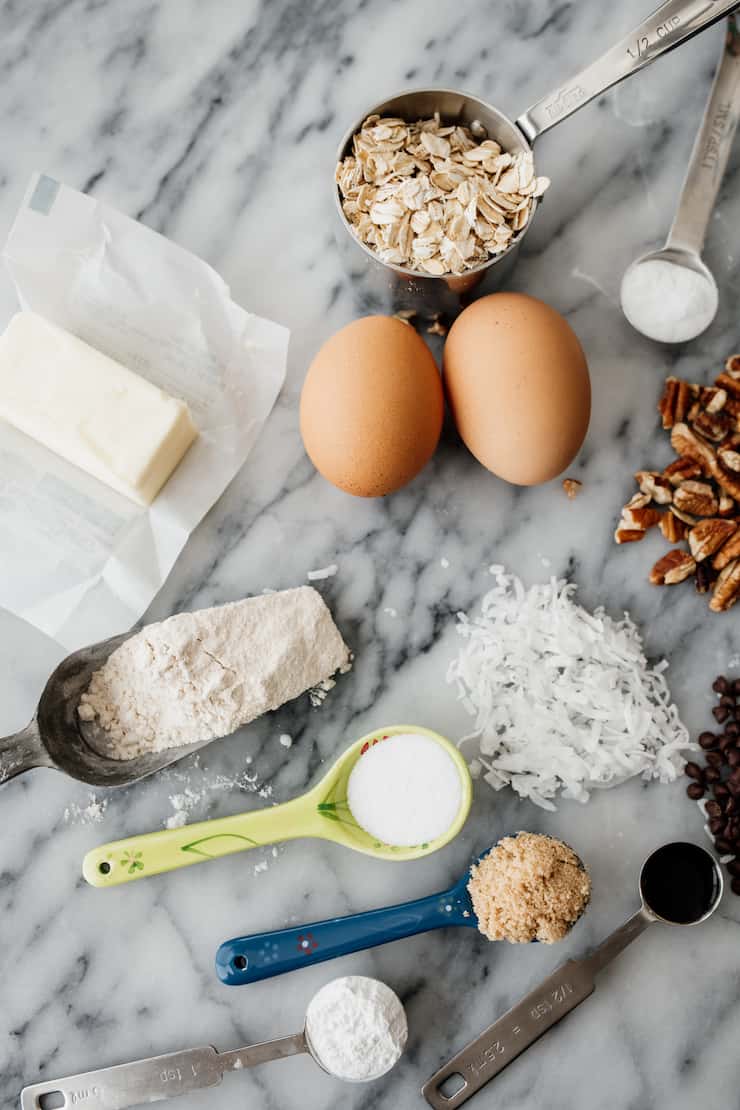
[422,841,723,1109]
[20,977,407,1109]
[0,632,215,789]
[335,0,740,305]
[621,15,740,343]
[215,836,588,986]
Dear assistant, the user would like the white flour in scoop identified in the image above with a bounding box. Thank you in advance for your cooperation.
[78,586,350,759]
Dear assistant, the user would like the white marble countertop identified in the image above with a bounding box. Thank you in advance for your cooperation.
[2,2,740,1108]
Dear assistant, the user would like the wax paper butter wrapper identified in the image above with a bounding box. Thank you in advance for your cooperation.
[0,173,289,651]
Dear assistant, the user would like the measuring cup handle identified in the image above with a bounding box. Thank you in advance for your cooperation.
[215,892,457,986]
[667,14,740,254]
[0,719,51,786]
[82,794,315,887]
[517,0,739,143]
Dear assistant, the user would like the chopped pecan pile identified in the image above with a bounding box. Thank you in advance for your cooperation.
[615,354,740,612]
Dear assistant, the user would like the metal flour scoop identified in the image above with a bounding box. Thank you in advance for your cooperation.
[0,632,214,789]
[335,0,740,312]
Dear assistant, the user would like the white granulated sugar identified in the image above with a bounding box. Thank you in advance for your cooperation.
[307,564,338,581]
[347,733,462,846]
[448,568,692,810]
[305,976,407,1082]
[383,607,398,618]
[440,557,450,568]
[253,860,269,875]
[279,733,293,748]
[620,258,717,344]
[78,587,350,760]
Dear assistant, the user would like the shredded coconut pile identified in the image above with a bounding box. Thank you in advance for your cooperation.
[448,567,691,810]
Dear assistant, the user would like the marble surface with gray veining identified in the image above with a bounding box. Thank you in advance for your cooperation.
[2,2,740,1108]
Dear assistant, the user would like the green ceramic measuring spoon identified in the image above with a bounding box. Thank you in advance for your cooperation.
[82,725,472,887]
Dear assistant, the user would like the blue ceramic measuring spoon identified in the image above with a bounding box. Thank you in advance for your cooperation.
[216,855,485,986]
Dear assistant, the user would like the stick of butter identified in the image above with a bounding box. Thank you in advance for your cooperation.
[0,312,197,505]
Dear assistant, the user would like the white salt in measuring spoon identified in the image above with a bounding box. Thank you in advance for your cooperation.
[21,977,407,1109]
[621,14,740,343]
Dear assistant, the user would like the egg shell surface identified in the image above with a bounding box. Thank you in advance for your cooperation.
[300,315,444,497]
[443,293,591,486]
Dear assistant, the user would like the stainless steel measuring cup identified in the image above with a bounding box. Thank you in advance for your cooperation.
[0,632,209,789]
[422,841,723,1109]
[335,0,740,315]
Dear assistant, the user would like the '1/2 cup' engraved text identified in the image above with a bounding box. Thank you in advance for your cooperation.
[627,14,681,59]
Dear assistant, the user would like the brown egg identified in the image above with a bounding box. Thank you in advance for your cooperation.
[443,293,590,486]
[300,316,443,497]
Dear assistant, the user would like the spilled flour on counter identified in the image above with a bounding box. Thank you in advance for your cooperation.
[78,587,350,759]
[64,794,108,825]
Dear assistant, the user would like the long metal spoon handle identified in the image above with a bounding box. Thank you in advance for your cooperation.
[0,718,50,785]
[517,0,740,144]
[422,911,652,1110]
[667,13,740,253]
[20,1034,307,1110]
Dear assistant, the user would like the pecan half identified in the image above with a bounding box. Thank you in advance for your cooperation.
[659,512,687,543]
[712,529,740,571]
[635,470,673,505]
[713,463,740,502]
[649,549,697,585]
[626,491,651,510]
[688,519,737,562]
[658,377,695,428]
[709,559,740,612]
[663,458,702,486]
[715,372,740,400]
[699,386,728,414]
[623,505,661,530]
[725,354,740,378]
[673,480,718,517]
[718,445,740,473]
[614,527,647,544]
[670,423,715,475]
[719,493,735,516]
[692,407,732,442]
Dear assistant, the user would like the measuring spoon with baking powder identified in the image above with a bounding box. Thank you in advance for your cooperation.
[216,836,588,986]
[83,726,472,886]
[21,977,407,1109]
[422,842,723,1109]
[621,14,740,343]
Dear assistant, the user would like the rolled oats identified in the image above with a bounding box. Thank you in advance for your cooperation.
[336,114,550,276]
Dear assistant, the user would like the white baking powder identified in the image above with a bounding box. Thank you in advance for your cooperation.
[620,257,717,344]
[347,732,463,847]
[78,586,350,759]
[305,976,407,1082]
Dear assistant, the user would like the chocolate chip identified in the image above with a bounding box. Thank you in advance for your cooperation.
[721,694,736,710]
[715,836,732,853]
[733,679,740,697]
[728,780,740,796]
[728,749,740,767]
[699,731,719,749]
[714,705,731,723]
[709,816,725,835]
[706,750,724,768]
[705,767,721,784]
[687,782,705,800]
[714,783,730,799]
[685,762,705,781]
[719,732,735,752]
[726,722,740,737]
[732,877,740,896]
[726,797,739,815]
[706,800,723,818]
[727,858,740,878]
[714,676,730,694]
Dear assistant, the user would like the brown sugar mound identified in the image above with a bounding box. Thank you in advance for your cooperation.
[468,832,591,944]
